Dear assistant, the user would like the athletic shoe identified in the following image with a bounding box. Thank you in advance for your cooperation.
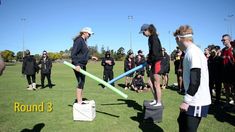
[32,83,36,90]
[149,100,156,105]
[153,102,162,107]
[27,87,34,90]
[27,84,33,90]
[137,90,143,93]
[229,100,234,105]
[212,89,216,96]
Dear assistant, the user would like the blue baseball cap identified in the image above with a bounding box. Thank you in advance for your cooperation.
[139,24,149,34]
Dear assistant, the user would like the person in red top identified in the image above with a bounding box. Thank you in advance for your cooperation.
[221,34,235,105]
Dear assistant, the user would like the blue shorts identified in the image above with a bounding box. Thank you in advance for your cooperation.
[186,105,210,117]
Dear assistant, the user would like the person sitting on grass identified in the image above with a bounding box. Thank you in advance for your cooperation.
[131,72,146,93]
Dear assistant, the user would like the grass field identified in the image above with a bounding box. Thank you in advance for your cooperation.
[0,61,234,132]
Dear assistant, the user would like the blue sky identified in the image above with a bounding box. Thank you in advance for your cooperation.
[0,0,234,55]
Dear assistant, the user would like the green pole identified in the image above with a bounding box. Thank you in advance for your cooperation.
[63,61,128,99]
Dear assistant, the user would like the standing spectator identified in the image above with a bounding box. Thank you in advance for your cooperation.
[0,53,5,76]
[38,50,53,88]
[146,54,153,91]
[135,50,146,80]
[221,34,235,105]
[71,27,98,104]
[174,47,184,93]
[124,50,135,90]
[101,51,115,86]
[161,48,170,89]
[22,50,38,90]
[204,48,210,60]
[207,47,223,104]
[174,25,211,132]
[140,24,163,106]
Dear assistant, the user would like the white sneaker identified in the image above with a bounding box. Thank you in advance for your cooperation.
[27,87,34,90]
[212,89,216,96]
[32,83,36,90]
[229,100,234,105]
[153,102,162,107]
[149,100,156,105]
[27,84,33,90]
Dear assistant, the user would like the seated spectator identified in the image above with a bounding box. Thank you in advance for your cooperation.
[131,72,146,93]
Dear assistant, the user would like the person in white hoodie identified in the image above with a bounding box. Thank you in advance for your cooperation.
[173,25,211,132]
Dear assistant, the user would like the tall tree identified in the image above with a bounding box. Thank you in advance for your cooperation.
[1,50,15,62]
[115,47,125,61]
[16,51,23,61]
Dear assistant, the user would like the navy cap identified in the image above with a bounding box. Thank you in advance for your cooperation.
[139,24,149,34]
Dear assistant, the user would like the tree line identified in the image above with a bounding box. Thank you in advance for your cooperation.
[0,45,127,62]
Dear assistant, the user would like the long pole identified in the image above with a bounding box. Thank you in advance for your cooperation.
[228,14,234,39]
[224,14,234,40]
[63,61,128,99]
[168,30,171,53]
[128,16,133,50]
[21,18,26,58]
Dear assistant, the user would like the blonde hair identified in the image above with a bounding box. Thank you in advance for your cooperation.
[173,25,194,42]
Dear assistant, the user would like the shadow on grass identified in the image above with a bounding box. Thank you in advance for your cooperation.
[67,98,120,118]
[117,99,164,131]
[209,103,235,126]
[167,84,178,91]
[96,110,120,118]
[167,84,186,95]
[21,123,45,132]
[118,83,126,88]
[117,99,142,111]
[36,84,56,89]
[131,112,164,132]
[100,103,126,106]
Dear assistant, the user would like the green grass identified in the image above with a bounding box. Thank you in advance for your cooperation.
[0,61,234,132]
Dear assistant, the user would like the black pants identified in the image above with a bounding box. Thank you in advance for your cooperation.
[74,66,86,89]
[209,79,222,103]
[26,75,35,85]
[103,70,114,86]
[41,73,52,87]
[177,112,201,132]
[215,81,222,103]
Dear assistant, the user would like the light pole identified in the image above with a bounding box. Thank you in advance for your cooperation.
[128,15,133,51]
[21,18,26,58]
[224,14,234,39]
[168,30,171,53]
